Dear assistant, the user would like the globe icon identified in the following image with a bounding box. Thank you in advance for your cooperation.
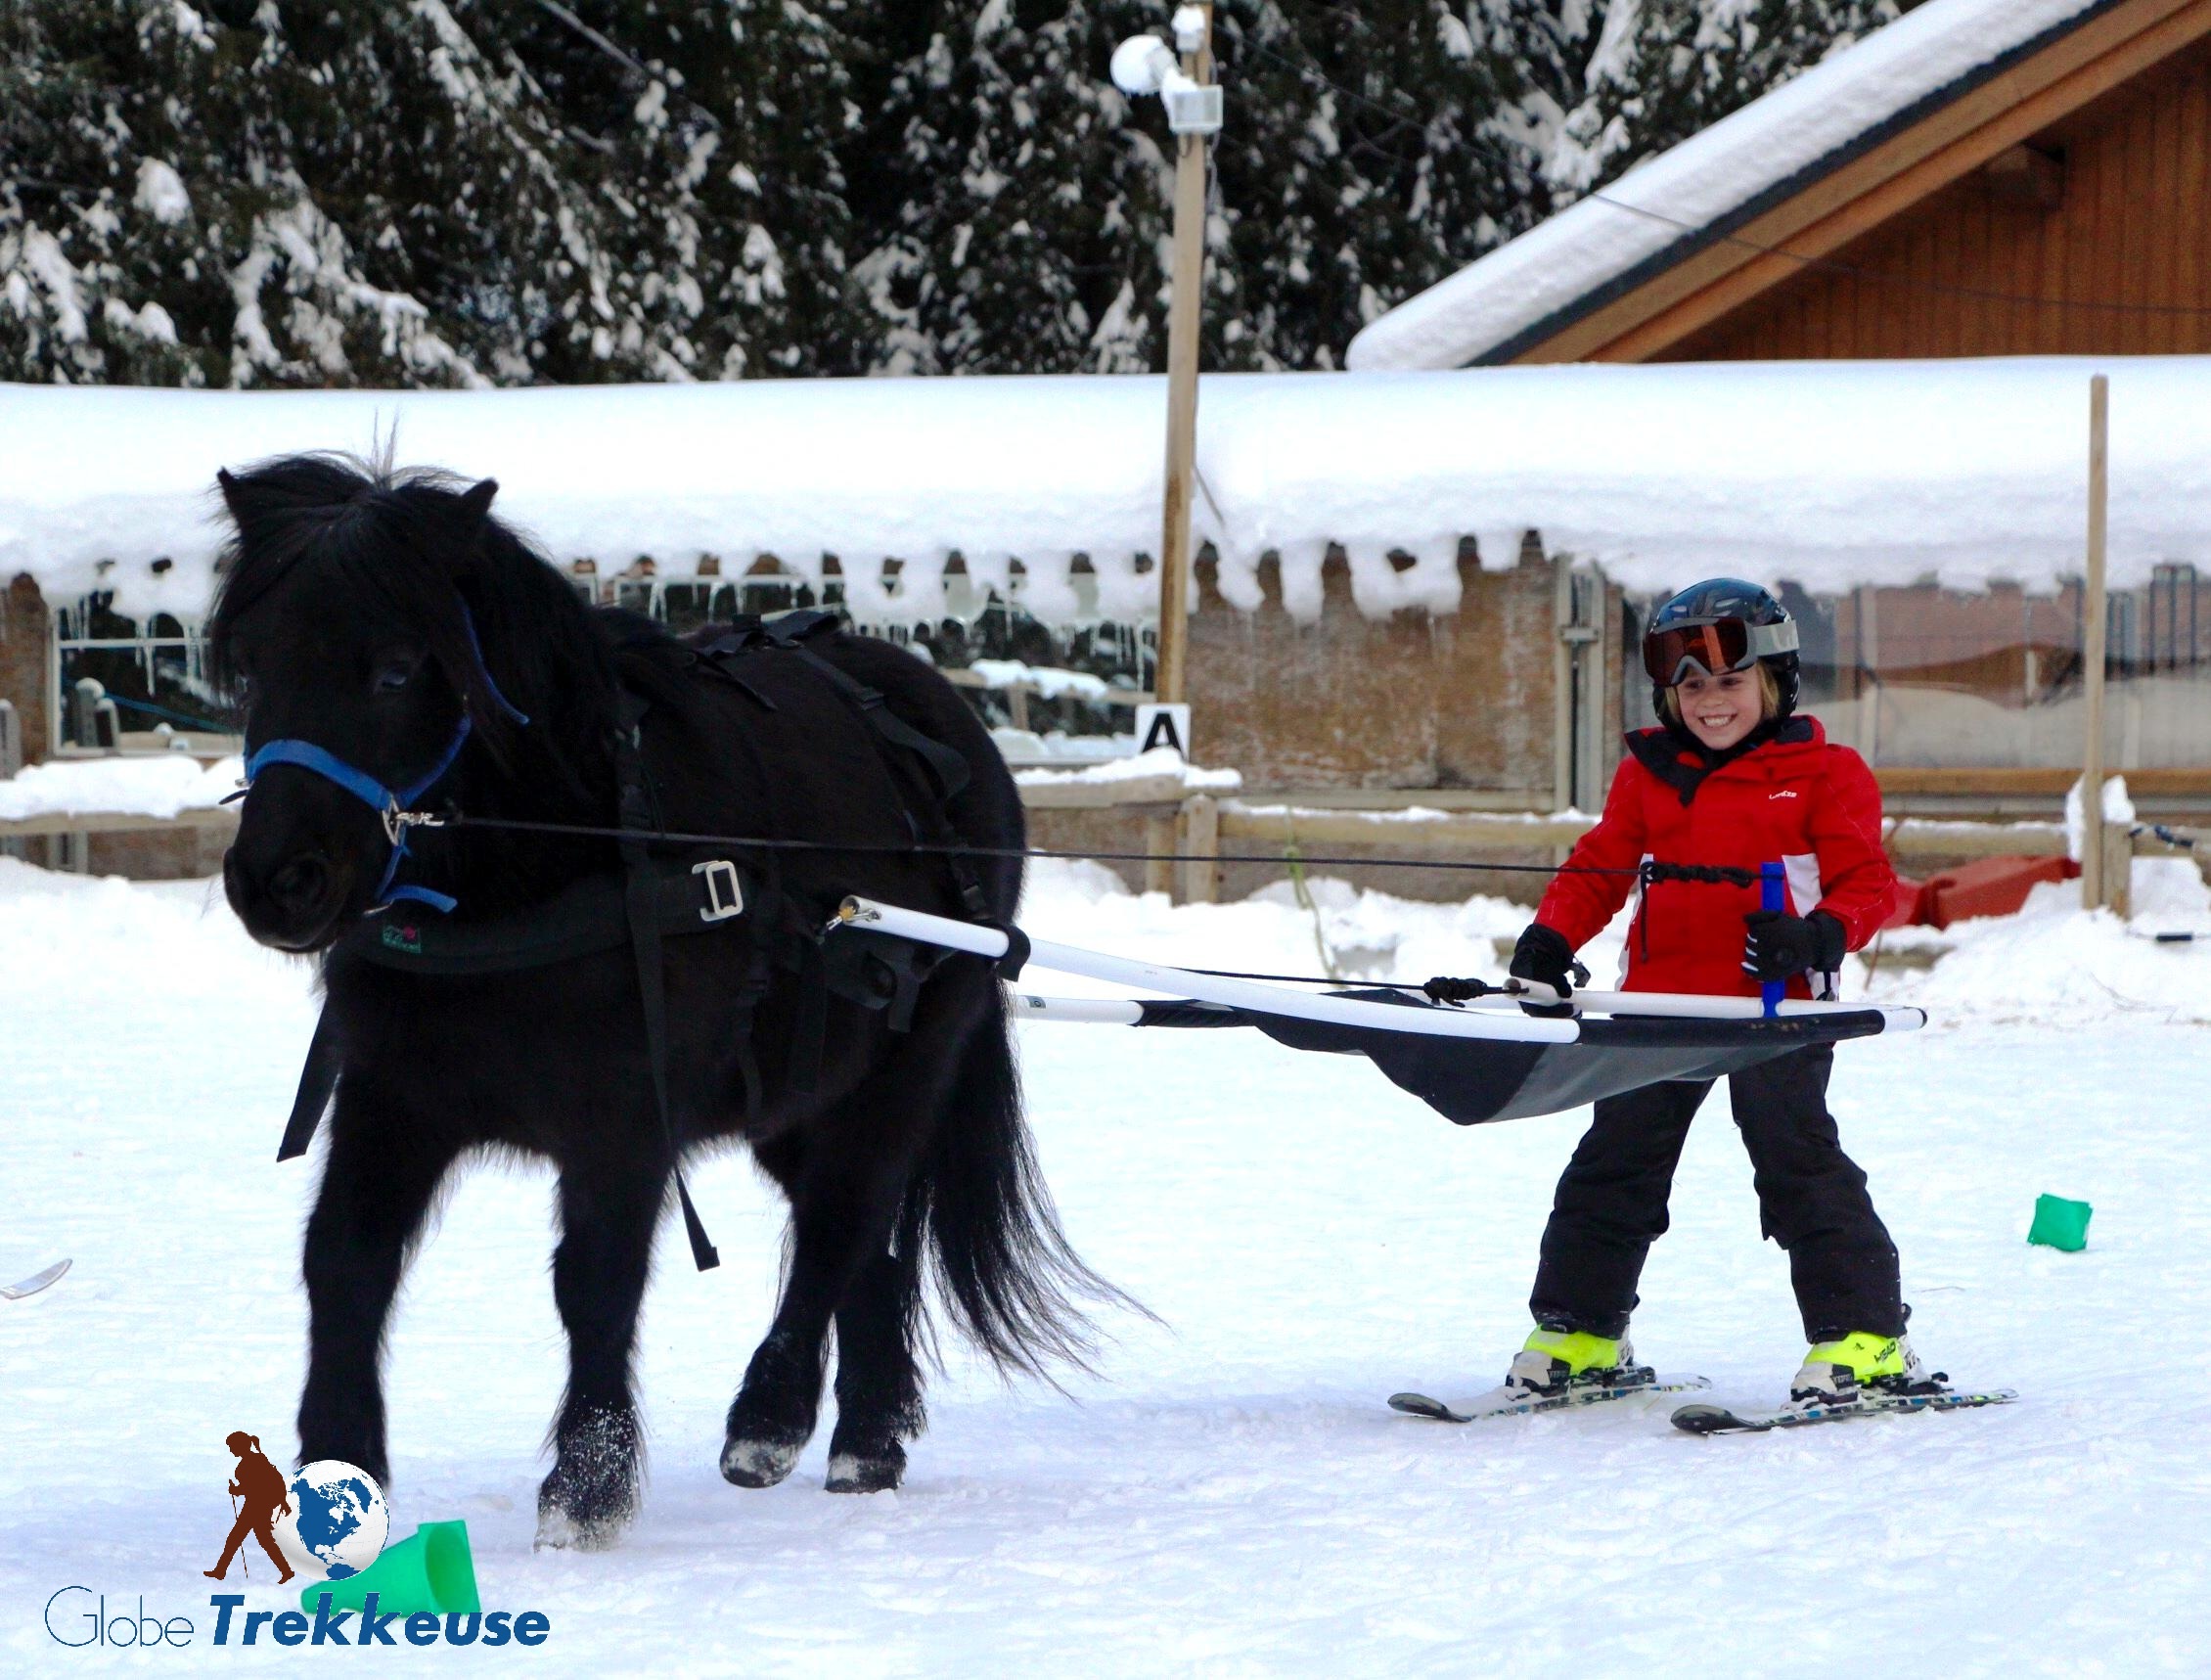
[272,1460,389,1581]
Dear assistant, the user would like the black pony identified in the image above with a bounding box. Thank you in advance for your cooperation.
[209,453,1115,1546]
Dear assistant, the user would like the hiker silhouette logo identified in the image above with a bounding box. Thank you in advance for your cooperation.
[204,1434,387,1586]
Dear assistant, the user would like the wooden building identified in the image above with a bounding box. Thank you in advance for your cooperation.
[1498,0,2211,366]
[9,0,2211,891]
[1344,0,2211,818]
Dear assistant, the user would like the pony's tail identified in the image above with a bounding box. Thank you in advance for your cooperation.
[909,993,1145,1383]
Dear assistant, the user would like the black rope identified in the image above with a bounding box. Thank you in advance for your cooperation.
[2133,823,2199,851]
[1643,860,1757,887]
[447,812,1658,878]
[1185,966,1431,989]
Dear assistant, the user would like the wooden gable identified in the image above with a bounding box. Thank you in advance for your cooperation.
[1516,0,2211,364]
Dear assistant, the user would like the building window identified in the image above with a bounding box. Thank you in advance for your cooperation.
[1622,569,2211,771]
[53,594,234,755]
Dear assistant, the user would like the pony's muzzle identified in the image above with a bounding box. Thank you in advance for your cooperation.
[224,840,352,953]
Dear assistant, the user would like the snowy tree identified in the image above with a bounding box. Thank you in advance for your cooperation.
[0,0,1918,386]
[1542,0,1905,202]
[498,0,876,377]
[843,1,1906,377]
[1207,2,1543,370]
[0,0,869,386]
[848,0,1178,375]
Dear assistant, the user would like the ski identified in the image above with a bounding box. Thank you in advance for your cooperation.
[0,1259,69,1301]
[1672,1386,2017,1434]
[1390,1373,1710,1425]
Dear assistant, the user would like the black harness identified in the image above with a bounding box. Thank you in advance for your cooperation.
[278,609,997,1274]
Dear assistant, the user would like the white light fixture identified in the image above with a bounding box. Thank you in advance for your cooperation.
[1109,34,1177,98]
[1109,28,1222,135]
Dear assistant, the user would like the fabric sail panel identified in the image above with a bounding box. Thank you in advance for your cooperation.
[1133,989,1895,1125]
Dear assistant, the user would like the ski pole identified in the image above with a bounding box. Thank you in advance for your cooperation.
[231,1490,248,1582]
[1759,861,1785,1019]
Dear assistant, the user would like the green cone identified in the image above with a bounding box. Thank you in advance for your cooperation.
[2028,1194,2093,1252]
[300,1520,480,1618]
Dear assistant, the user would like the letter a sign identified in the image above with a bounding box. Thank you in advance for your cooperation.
[1133,704,1191,760]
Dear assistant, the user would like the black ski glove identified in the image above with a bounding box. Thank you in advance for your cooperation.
[1509,922,1584,998]
[1741,908,1847,982]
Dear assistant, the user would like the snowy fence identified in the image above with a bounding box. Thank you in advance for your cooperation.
[4,766,2193,914]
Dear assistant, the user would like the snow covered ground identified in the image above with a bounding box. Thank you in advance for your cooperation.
[4,856,2209,1675]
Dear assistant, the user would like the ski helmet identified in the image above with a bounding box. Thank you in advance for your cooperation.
[1643,578,1800,718]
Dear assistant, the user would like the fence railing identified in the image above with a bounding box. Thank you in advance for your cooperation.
[1,757,2185,911]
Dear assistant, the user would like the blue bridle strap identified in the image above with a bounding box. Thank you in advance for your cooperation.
[463,609,531,728]
[240,604,527,916]
[243,736,402,816]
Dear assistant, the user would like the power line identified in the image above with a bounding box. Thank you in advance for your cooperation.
[1239,29,2211,323]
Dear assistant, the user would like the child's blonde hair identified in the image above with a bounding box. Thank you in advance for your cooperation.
[1658,662,1782,726]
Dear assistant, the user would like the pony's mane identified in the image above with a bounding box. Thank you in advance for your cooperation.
[204,450,647,788]
[206,451,497,699]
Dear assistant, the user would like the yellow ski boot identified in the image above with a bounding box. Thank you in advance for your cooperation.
[1789,1332,1931,1407]
[1506,1325,1647,1397]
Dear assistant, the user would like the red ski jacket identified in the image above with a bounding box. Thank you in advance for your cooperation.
[1535,715,1896,999]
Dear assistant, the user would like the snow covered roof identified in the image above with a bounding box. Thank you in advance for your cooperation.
[1,355,2206,625]
[1345,0,2112,373]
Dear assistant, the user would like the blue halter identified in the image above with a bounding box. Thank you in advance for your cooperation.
[241,606,528,915]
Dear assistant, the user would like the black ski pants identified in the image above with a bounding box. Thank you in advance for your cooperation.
[1528,1043,1904,1343]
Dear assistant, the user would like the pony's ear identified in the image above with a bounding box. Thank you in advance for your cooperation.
[457,477,499,527]
[215,468,245,520]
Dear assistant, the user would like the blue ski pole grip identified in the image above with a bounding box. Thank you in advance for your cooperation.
[1759,861,1785,1018]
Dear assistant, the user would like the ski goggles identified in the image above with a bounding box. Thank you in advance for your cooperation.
[1644,615,1798,687]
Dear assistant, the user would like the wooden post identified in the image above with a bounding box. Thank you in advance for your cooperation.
[1144,812,1176,898]
[2082,374,2110,910]
[1176,793,1219,905]
[1152,3,1213,713]
[2101,817,2133,918]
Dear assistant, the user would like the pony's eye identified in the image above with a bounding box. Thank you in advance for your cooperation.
[373,659,417,694]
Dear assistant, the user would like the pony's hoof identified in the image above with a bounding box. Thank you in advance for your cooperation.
[537,1405,639,1547]
[534,1487,635,1552]
[824,1450,903,1494]
[532,1505,625,1552]
[720,1436,800,1489]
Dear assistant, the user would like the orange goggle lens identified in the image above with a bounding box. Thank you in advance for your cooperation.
[1645,619,1754,686]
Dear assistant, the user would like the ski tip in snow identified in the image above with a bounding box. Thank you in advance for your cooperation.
[1,1258,70,1301]
[1672,1387,2019,1434]
[1390,1376,1710,1426]
[1387,1391,1463,1421]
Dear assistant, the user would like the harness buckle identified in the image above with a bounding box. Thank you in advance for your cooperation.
[694,859,745,923]
[382,805,447,845]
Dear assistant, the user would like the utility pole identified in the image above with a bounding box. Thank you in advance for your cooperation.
[1112,6,1222,711]
[2081,373,2111,911]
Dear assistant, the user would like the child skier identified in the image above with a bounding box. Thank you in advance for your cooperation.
[1500,578,1921,1412]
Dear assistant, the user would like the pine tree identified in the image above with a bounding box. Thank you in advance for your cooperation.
[498,0,875,378]
[849,0,1177,375]
[0,0,1922,386]
[0,0,870,386]
[1208,2,1544,370]
[1541,1,1904,203]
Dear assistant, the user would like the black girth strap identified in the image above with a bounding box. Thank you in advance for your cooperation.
[279,852,752,1163]
[616,690,720,1272]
